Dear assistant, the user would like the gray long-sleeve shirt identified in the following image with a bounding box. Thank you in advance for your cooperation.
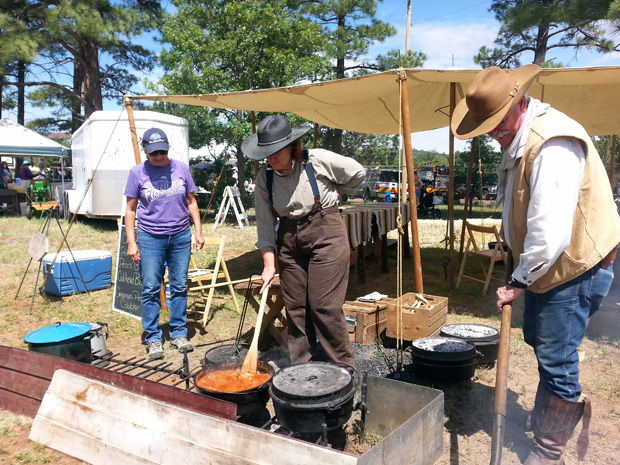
[255,148,365,250]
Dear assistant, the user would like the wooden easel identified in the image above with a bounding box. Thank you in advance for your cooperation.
[213,185,249,230]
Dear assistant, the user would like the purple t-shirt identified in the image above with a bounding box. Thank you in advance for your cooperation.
[124,159,197,235]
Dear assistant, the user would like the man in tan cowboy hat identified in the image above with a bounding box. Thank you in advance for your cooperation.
[452,65,620,465]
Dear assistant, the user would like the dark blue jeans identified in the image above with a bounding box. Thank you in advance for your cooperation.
[523,264,614,401]
[137,227,192,344]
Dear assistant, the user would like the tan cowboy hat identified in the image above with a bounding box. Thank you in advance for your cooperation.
[451,64,541,140]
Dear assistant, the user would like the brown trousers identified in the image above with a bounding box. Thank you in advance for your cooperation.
[277,209,354,370]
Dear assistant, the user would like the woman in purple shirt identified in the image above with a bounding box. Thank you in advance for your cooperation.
[124,128,204,360]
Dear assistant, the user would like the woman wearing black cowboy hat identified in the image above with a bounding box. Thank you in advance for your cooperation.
[243,115,365,373]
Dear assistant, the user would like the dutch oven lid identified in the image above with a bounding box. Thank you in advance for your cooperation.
[24,322,91,344]
[411,337,477,362]
[440,324,499,343]
[203,343,250,366]
[270,362,353,405]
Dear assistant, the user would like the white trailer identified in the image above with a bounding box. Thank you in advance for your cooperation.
[66,110,189,218]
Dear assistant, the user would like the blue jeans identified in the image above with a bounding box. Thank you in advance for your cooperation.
[137,227,192,344]
[523,264,614,401]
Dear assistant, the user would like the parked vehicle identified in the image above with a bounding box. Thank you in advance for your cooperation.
[351,169,381,201]
[351,168,401,202]
[374,169,401,202]
[417,164,449,198]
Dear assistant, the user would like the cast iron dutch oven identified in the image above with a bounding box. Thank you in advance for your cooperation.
[410,336,479,382]
[269,361,354,433]
[440,323,500,367]
[24,322,93,363]
[193,360,274,417]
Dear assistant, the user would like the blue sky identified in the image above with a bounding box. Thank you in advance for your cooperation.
[372,0,620,151]
[13,0,620,153]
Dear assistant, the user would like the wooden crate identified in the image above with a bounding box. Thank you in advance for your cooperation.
[384,293,448,341]
[342,300,388,344]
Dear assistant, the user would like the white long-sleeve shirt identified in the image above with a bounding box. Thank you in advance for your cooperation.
[502,134,586,286]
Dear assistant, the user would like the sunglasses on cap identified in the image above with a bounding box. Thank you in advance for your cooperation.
[148,150,168,156]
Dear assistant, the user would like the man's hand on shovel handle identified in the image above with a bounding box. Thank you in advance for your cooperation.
[496,286,523,311]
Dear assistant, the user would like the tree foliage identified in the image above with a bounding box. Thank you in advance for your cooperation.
[299,0,396,78]
[0,0,163,131]
[454,135,502,184]
[159,0,331,189]
[475,0,618,67]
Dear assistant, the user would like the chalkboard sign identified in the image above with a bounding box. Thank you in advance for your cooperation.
[112,216,142,319]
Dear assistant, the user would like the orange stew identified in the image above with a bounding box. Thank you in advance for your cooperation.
[196,369,271,393]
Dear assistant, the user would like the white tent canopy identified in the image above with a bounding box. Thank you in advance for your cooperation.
[0,119,69,158]
[129,66,620,137]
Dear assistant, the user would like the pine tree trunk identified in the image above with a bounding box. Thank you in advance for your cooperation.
[72,58,84,132]
[17,61,25,125]
[80,38,103,119]
[533,25,550,65]
[0,74,3,119]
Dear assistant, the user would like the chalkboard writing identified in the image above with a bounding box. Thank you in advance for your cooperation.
[112,217,142,319]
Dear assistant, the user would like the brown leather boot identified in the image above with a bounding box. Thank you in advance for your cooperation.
[524,383,591,465]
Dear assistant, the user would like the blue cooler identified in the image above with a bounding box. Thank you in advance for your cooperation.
[43,250,112,296]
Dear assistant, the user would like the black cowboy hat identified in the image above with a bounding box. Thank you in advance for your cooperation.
[241,115,310,161]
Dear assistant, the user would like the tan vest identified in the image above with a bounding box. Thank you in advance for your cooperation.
[507,107,620,293]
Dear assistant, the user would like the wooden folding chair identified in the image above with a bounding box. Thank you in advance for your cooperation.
[185,235,240,327]
[456,222,507,296]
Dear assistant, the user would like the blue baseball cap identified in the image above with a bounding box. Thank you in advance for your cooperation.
[141,128,169,154]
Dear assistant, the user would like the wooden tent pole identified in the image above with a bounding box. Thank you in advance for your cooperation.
[313,123,319,148]
[251,111,259,175]
[398,70,423,294]
[124,96,167,310]
[124,97,142,165]
[610,134,616,185]
[459,137,477,254]
[447,83,456,287]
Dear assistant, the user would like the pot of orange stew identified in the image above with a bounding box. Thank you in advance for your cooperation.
[193,361,274,416]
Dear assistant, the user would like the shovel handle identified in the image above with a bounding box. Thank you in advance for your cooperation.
[494,303,512,416]
[490,303,512,465]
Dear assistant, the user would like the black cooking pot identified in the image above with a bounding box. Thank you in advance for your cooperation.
[193,361,274,416]
[410,337,479,382]
[24,322,93,363]
[440,324,500,367]
[269,362,354,433]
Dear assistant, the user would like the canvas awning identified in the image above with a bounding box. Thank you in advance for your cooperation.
[127,66,620,137]
[0,119,69,157]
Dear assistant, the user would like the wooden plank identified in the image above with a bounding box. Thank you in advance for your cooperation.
[0,388,40,418]
[0,345,237,420]
[31,370,359,465]
[0,366,49,401]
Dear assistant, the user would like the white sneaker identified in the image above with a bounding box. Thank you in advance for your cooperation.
[170,337,194,353]
[147,340,164,360]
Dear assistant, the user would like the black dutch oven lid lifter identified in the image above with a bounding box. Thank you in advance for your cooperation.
[203,276,257,366]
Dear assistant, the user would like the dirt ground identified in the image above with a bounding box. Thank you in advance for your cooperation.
[1,220,618,465]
